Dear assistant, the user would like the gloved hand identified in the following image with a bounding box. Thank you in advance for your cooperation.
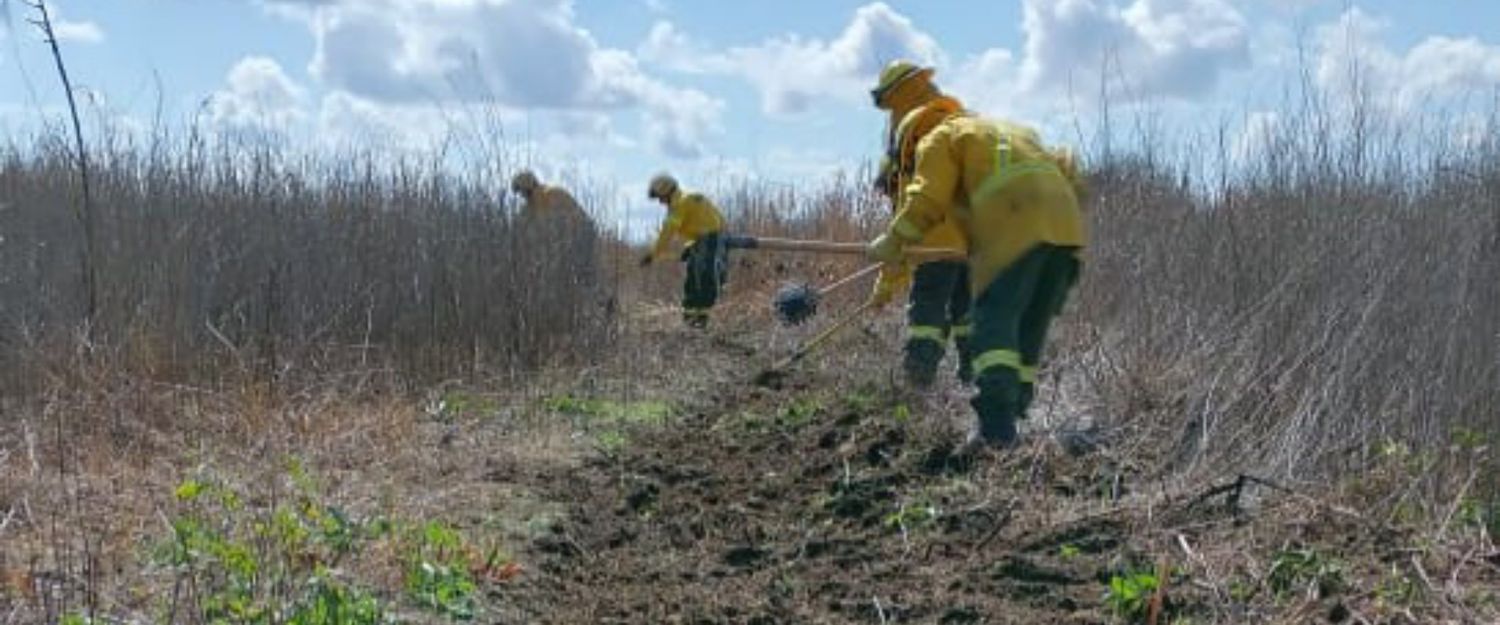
[639,253,654,267]
[866,232,908,264]
[869,262,912,307]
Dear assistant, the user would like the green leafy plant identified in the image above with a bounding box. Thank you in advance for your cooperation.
[595,430,629,455]
[883,501,939,532]
[152,467,395,625]
[1059,543,1082,560]
[777,398,822,428]
[891,403,912,423]
[1104,569,1160,621]
[285,573,388,625]
[404,521,478,620]
[1267,549,1346,599]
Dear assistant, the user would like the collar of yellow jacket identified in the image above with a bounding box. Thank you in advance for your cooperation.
[890,95,965,172]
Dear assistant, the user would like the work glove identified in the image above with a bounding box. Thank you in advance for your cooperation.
[869,262,912,308]
[866,232,908,265]
[639,253,654,267]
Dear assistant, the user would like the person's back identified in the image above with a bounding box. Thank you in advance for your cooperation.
[524,185,590,226]
[911,115,1085,291]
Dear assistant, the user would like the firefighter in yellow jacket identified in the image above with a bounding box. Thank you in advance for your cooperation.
[868,103,1087,451]
[870,60,973,387]
[640,173,727,329]
[511,169,598,288]
[511,170,589,224]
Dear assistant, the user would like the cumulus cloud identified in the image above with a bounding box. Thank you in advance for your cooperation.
[642,2,941,116]
[1018,0,1250,101]
[210,56,307,131]
[1317,8,1500,111]
[265,0,723,158]
[646,0,1253,119]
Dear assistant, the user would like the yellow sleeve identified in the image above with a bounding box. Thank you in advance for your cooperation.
[890,127,958,243]
[650,209,683,259]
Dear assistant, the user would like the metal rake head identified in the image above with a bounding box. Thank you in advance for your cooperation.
[772,282,820,326]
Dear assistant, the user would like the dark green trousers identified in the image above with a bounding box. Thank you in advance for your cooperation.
[681,232,726,327]
[903,260,973,386]
[968,244,1081,442]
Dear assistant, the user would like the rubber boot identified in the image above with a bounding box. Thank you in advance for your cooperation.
[902,338,944,389]
[1018,383,1035,420]
[969,393,1019,447]
[955,336,975,384]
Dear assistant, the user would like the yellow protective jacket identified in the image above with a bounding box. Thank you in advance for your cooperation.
[889,115,1086,292]
[521,185,589,223]
[650,190,725,259]
[883,95,968,254]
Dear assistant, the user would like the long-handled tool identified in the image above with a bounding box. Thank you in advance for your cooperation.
[754,298,880,386]
[773,262,881,326]
[725,234,962,260]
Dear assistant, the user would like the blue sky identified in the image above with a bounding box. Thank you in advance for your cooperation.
[4,1,1500,232]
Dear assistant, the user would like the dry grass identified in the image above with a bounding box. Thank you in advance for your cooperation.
[2,93,1498,622]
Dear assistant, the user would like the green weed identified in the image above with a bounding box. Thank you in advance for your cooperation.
[1267,549,1346,599]
[1059,543,1081,560]
[777,398,822,428]
[891,403,912,423]
[153,468,395,624]
[883,501,939,532]
[595,430,629,455]
[432,391,502,421]
[1104,569,1160,621]
[403,521,478,620]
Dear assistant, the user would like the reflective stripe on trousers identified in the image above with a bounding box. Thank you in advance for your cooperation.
[907,325,946,343]
[972,348,1022,376]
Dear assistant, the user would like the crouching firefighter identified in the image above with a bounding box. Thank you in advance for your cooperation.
[868,104,1087,452]
[640,173,728,329]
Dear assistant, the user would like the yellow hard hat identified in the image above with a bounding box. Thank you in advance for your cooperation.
[510,170,539,194]
[871,59,934,108]
[647,172,678,201]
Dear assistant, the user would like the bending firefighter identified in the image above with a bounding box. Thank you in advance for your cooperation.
[868,102,1087,451]
[870,60,973,387]
[510,169,599,286]
[641,173,727,329]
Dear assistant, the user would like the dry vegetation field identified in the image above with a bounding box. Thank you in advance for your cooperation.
[2,96,1499,623]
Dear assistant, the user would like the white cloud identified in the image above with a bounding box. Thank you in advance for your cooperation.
[643,2,941,116]
[53,19,103,44]
[647,0,1254,120]
[1018,0,1250,102]
[946,48,1021,117]
[266,0,723,159]
[1315,8,1500,112]
[315,90,452,149]
[210,56,307,131]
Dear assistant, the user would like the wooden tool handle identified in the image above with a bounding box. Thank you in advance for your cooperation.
[817,263,882,298]
[771,298,879,371]
[729,235,961,260]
